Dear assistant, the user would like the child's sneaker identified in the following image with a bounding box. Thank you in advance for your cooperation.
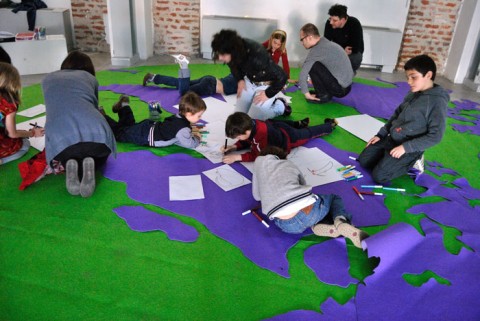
[112,95,130,113]
[172,54,189,69]
[412,154,425,174]
[66,159,80,195]
[80,157,95,198]
[324,118,338,129]
[334,216,368,249]
[143,73,155,86]
[312,223,340,238]
[148,101,162,121]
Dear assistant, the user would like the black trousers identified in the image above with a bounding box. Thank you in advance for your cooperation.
[309,61,351,98]
[358,136,423,184]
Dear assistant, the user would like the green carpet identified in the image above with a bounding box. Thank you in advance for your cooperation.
[1,64,479,320]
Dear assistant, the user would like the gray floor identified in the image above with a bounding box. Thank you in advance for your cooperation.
[21,52,480,103]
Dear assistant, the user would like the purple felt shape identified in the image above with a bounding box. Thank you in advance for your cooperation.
[357,219,480,320]
[414,174,461,201]
[452,177,480,200]
[304,238,356,287]
[103,139,391,277]
[113,205,199,242]
[451,123,480,135]
[425,161,458,177]
[104,150,300,277]
[447,99,480,136]
[333,80,410,120]
[263,309,324,320]
[263,298,356,321]
[407,201,480,252]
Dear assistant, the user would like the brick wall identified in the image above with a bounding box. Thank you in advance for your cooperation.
[71,0,109,52]
[397,0,462,73]
[152,0,201,55]
[71,0,463,75]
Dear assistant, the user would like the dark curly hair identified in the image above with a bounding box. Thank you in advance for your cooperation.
[211,29,246,75]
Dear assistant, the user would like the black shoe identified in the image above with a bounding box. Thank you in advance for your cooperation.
[318,94,332,103]
[112,95,130,113]
[296,117,310,128]
[324,118,338,129]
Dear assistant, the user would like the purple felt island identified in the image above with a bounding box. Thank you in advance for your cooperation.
[448,99,480,136]
[333,80,410,120]
[114,205,199,242]
[304,238,356,287]
[263,298,356,321]
[357,219,480,320]
[103,139,390,278]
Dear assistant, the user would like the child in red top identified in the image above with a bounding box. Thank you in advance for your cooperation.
[0,62,44,165]
[221,112,337,163]
[262,29,291,80]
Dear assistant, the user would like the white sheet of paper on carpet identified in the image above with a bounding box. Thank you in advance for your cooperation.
[202,164,251,192]
[16,115,46,151]
[169,175,205,200]
[287,147,344,187]
[17,104,46,117]
[195,120,233,163]
[336,114,385,142]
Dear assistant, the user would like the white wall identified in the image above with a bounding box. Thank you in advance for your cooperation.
[444,0,480,84]
[200,0,410,65]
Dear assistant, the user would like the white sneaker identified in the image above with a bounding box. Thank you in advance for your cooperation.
[172,54,189,69]
[413,154,425,174]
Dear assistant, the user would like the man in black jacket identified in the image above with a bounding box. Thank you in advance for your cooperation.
[324,4,364,72]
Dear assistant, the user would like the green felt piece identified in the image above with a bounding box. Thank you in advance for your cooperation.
[1,65,479,320]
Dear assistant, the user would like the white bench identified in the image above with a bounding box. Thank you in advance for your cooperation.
[2,35,68,75]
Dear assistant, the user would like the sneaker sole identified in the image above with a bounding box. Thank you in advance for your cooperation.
[80,157,96,198]
[312,224,340,238]
[66,159,80,195]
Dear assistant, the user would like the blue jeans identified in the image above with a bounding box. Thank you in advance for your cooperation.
[274,194,351,234]
[153,69,217,96]
[104,106,152,146]
[0,138,30,165]
[235,77,285,121]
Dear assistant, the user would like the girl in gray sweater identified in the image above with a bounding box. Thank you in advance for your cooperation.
[252,146,367,248]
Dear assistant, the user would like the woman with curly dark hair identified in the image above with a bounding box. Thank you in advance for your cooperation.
[211,29,290,121]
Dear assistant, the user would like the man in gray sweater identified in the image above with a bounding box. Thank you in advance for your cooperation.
[298,23,354,104]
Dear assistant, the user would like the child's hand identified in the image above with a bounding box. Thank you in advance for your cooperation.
[193,132,202,141]
[221,144,236,154]
[390,145,406,158]
[366,136,380,147]
[222,153,241,164]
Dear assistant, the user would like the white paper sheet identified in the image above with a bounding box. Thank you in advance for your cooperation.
[16,115,46,151]
[17,104,46,117]
[287,147,344,187]
[202,164,251,192]
[169,175,205,200]
[336,114,385,142]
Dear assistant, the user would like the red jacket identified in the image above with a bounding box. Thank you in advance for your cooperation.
[262,40,290,78]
